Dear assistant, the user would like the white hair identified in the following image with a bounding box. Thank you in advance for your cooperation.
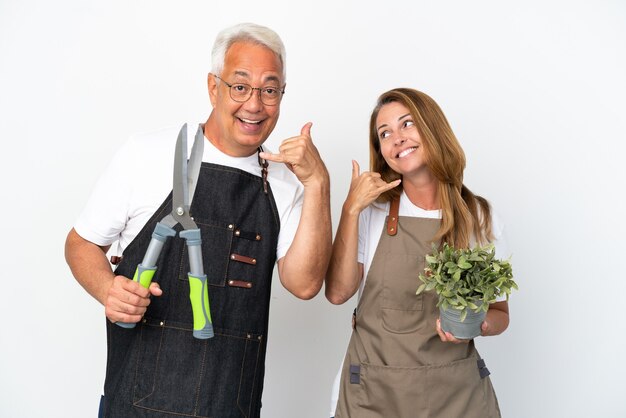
[211,22,286,82]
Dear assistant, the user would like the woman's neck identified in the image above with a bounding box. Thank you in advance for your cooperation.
[401,173,439,210]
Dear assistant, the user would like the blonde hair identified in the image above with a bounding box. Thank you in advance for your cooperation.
[369,88,493,248]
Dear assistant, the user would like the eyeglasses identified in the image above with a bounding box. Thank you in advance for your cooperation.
[212,74,285,106]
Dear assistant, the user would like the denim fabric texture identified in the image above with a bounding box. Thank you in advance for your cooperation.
[101,162,280,418]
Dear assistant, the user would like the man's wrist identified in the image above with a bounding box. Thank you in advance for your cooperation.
[302,171,330,193]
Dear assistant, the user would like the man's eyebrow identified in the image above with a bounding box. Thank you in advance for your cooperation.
[263,75,281,84]
[231,71,281,85]
[233,70,251,79]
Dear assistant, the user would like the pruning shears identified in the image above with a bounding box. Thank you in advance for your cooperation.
[116,123,214,339]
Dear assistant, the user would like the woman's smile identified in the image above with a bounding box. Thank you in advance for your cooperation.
[397,146,417,159]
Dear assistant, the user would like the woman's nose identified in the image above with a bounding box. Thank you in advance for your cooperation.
[394,136,407,146]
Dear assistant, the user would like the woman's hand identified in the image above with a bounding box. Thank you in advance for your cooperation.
[436,318,472,344]
[436,301,510,343]
[344,160,401,215]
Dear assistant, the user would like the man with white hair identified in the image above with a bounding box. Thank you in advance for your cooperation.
[65,22,331,417]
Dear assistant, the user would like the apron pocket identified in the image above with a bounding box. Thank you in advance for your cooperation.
[355,362,428,418]
[132,320,262,417]
[381,254,424,334]
[426,356,498,418]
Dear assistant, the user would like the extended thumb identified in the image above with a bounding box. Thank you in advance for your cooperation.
[301,122,313,136]
[352,160,360,178]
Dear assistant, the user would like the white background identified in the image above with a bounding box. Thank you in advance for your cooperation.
[1,1,625,417]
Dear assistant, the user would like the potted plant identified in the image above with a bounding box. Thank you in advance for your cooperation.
[416,242,517,339]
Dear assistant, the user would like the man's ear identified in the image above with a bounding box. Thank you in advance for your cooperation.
[207,73,218,107]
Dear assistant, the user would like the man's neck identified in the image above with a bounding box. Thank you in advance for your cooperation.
[203,116,258,158]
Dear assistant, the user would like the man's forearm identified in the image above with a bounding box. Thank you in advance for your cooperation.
[279,180,332,299]
[65,228,115,305]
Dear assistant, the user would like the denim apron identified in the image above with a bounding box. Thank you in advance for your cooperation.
[335,198,500,418]
[99,161,280,418]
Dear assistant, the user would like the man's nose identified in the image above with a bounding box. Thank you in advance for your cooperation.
[242,88,263,112]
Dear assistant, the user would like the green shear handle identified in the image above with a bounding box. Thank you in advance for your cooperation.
[117,223,176,329]
[181,229,214,339]
[116,224,215,339]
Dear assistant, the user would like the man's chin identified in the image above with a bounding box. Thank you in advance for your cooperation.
[232,136,268,156]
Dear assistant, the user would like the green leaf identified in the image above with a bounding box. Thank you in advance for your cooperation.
[457,256,472,269]
[468,253,484,262]
[445,261,457,269]
[416,283,427,295]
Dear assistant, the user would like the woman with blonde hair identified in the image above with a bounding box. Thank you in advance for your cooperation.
[326,88,510,418]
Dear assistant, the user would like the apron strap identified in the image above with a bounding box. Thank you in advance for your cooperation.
[257,146,269,194]
[386,196,400,236]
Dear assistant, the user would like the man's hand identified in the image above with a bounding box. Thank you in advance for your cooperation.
[105,276,162,324]
[259,122,329,187]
